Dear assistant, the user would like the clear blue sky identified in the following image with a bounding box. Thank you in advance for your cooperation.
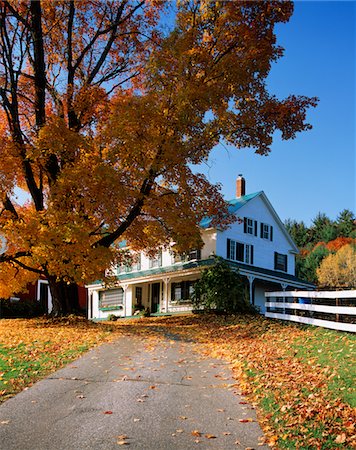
[197,1,355,226]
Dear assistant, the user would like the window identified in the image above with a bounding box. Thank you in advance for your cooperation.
[135,287,142,306]
[132,254,141,271]
[187,249,201,261]
[117,263,132,274]
[244,217,257,236]
[260,223,273,241]
[171,252,183,264]
[171,281,195,302]
[274,252,287,272]
[99,289,124,308]
[227,239,254,265]
[171,249,201,264]
[149,250,162,268]
[245,244,253,264]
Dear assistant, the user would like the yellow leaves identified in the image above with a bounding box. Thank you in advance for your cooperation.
[204,434,216,439]
[191,430,202,437]
[334,433,346,444]
[116,435,130,445]
[35,116,88,162]
[317,244,356,288]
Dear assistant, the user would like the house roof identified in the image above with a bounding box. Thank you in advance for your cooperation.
[200,191,262,229]
[200,190,299,254]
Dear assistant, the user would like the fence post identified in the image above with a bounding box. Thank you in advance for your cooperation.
[335,297,339,322]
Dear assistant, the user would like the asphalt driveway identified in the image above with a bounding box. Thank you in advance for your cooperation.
[0,332,268,449]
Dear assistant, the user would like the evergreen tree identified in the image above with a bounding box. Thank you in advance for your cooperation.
[336,209,356,238]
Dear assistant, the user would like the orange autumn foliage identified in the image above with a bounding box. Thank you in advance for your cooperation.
[325,236,356,252]
[0,1,317,314]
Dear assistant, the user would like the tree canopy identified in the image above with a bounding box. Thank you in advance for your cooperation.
[0,1,317,314]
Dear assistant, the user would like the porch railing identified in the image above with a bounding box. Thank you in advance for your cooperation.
[265,290,356,333]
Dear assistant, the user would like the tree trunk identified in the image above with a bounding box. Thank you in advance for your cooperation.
[47,277,80,316]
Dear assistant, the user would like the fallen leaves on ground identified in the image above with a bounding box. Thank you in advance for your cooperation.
[1,314,355,449]
[111,315,356,450]
[0,316,119,403]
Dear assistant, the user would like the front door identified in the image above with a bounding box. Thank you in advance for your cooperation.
[151,283,160,313]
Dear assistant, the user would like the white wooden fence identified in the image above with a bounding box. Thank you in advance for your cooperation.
[265,290,356,333]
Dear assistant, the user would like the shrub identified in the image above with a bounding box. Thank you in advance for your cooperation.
[0,298,44,318]
[192,257,255,315]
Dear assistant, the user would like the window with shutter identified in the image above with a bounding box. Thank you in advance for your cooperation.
[244,217,257,236]
[226,239,254,265]
[261,223,273,240]
[274,252,288,272]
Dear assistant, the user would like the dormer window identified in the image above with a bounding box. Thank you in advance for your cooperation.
[244,217,257,236]
[171,249,201,264]
[149,250,162,268]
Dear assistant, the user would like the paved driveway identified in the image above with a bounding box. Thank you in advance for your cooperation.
[0,333,268,449]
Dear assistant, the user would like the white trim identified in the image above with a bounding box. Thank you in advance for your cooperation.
[266,302,356,315]
[36,279,53,313]
[237,267,312,289]
[265,312,355,333]
[258,192,299,253]
[266,290,356,299]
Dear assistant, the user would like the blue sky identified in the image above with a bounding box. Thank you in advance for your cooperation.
[197,1,355,226]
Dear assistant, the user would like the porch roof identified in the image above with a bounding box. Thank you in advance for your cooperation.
[116,258,215,281]
[225,260,315,288]
[88,258,314,289]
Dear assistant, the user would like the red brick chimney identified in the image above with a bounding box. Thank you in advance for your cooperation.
[236,174,246,198]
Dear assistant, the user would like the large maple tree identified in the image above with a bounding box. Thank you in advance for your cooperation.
[0,0,317,315]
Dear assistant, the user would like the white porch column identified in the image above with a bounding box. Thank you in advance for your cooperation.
[247,275,255,305]
[122,284,128,317]
[281,283,288,314]
[162,277,171,313]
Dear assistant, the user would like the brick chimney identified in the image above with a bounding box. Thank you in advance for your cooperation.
[236,174,246,198]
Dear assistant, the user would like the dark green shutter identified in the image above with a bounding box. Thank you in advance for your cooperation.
[260,223,263,238]
[254,221,257,236]
[250,245,254,265]
[227,238,231,258]
[243,218,247,233]
[270,226,273,241]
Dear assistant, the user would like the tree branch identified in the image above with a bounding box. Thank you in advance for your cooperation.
[1,194,19,219]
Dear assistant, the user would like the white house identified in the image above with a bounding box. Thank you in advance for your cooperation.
[87,176,314,319]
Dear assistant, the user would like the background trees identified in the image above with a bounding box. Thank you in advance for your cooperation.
[317,244,356,289]
[0,1,317,314]
[286,209,355,287]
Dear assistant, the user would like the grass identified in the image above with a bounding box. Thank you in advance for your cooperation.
[0,314,355,449]
[0,316,118,403]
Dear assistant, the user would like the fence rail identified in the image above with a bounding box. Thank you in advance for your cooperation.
[265,290,356,333]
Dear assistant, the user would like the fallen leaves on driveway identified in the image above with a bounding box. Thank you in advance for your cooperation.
[112,314,356,450]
